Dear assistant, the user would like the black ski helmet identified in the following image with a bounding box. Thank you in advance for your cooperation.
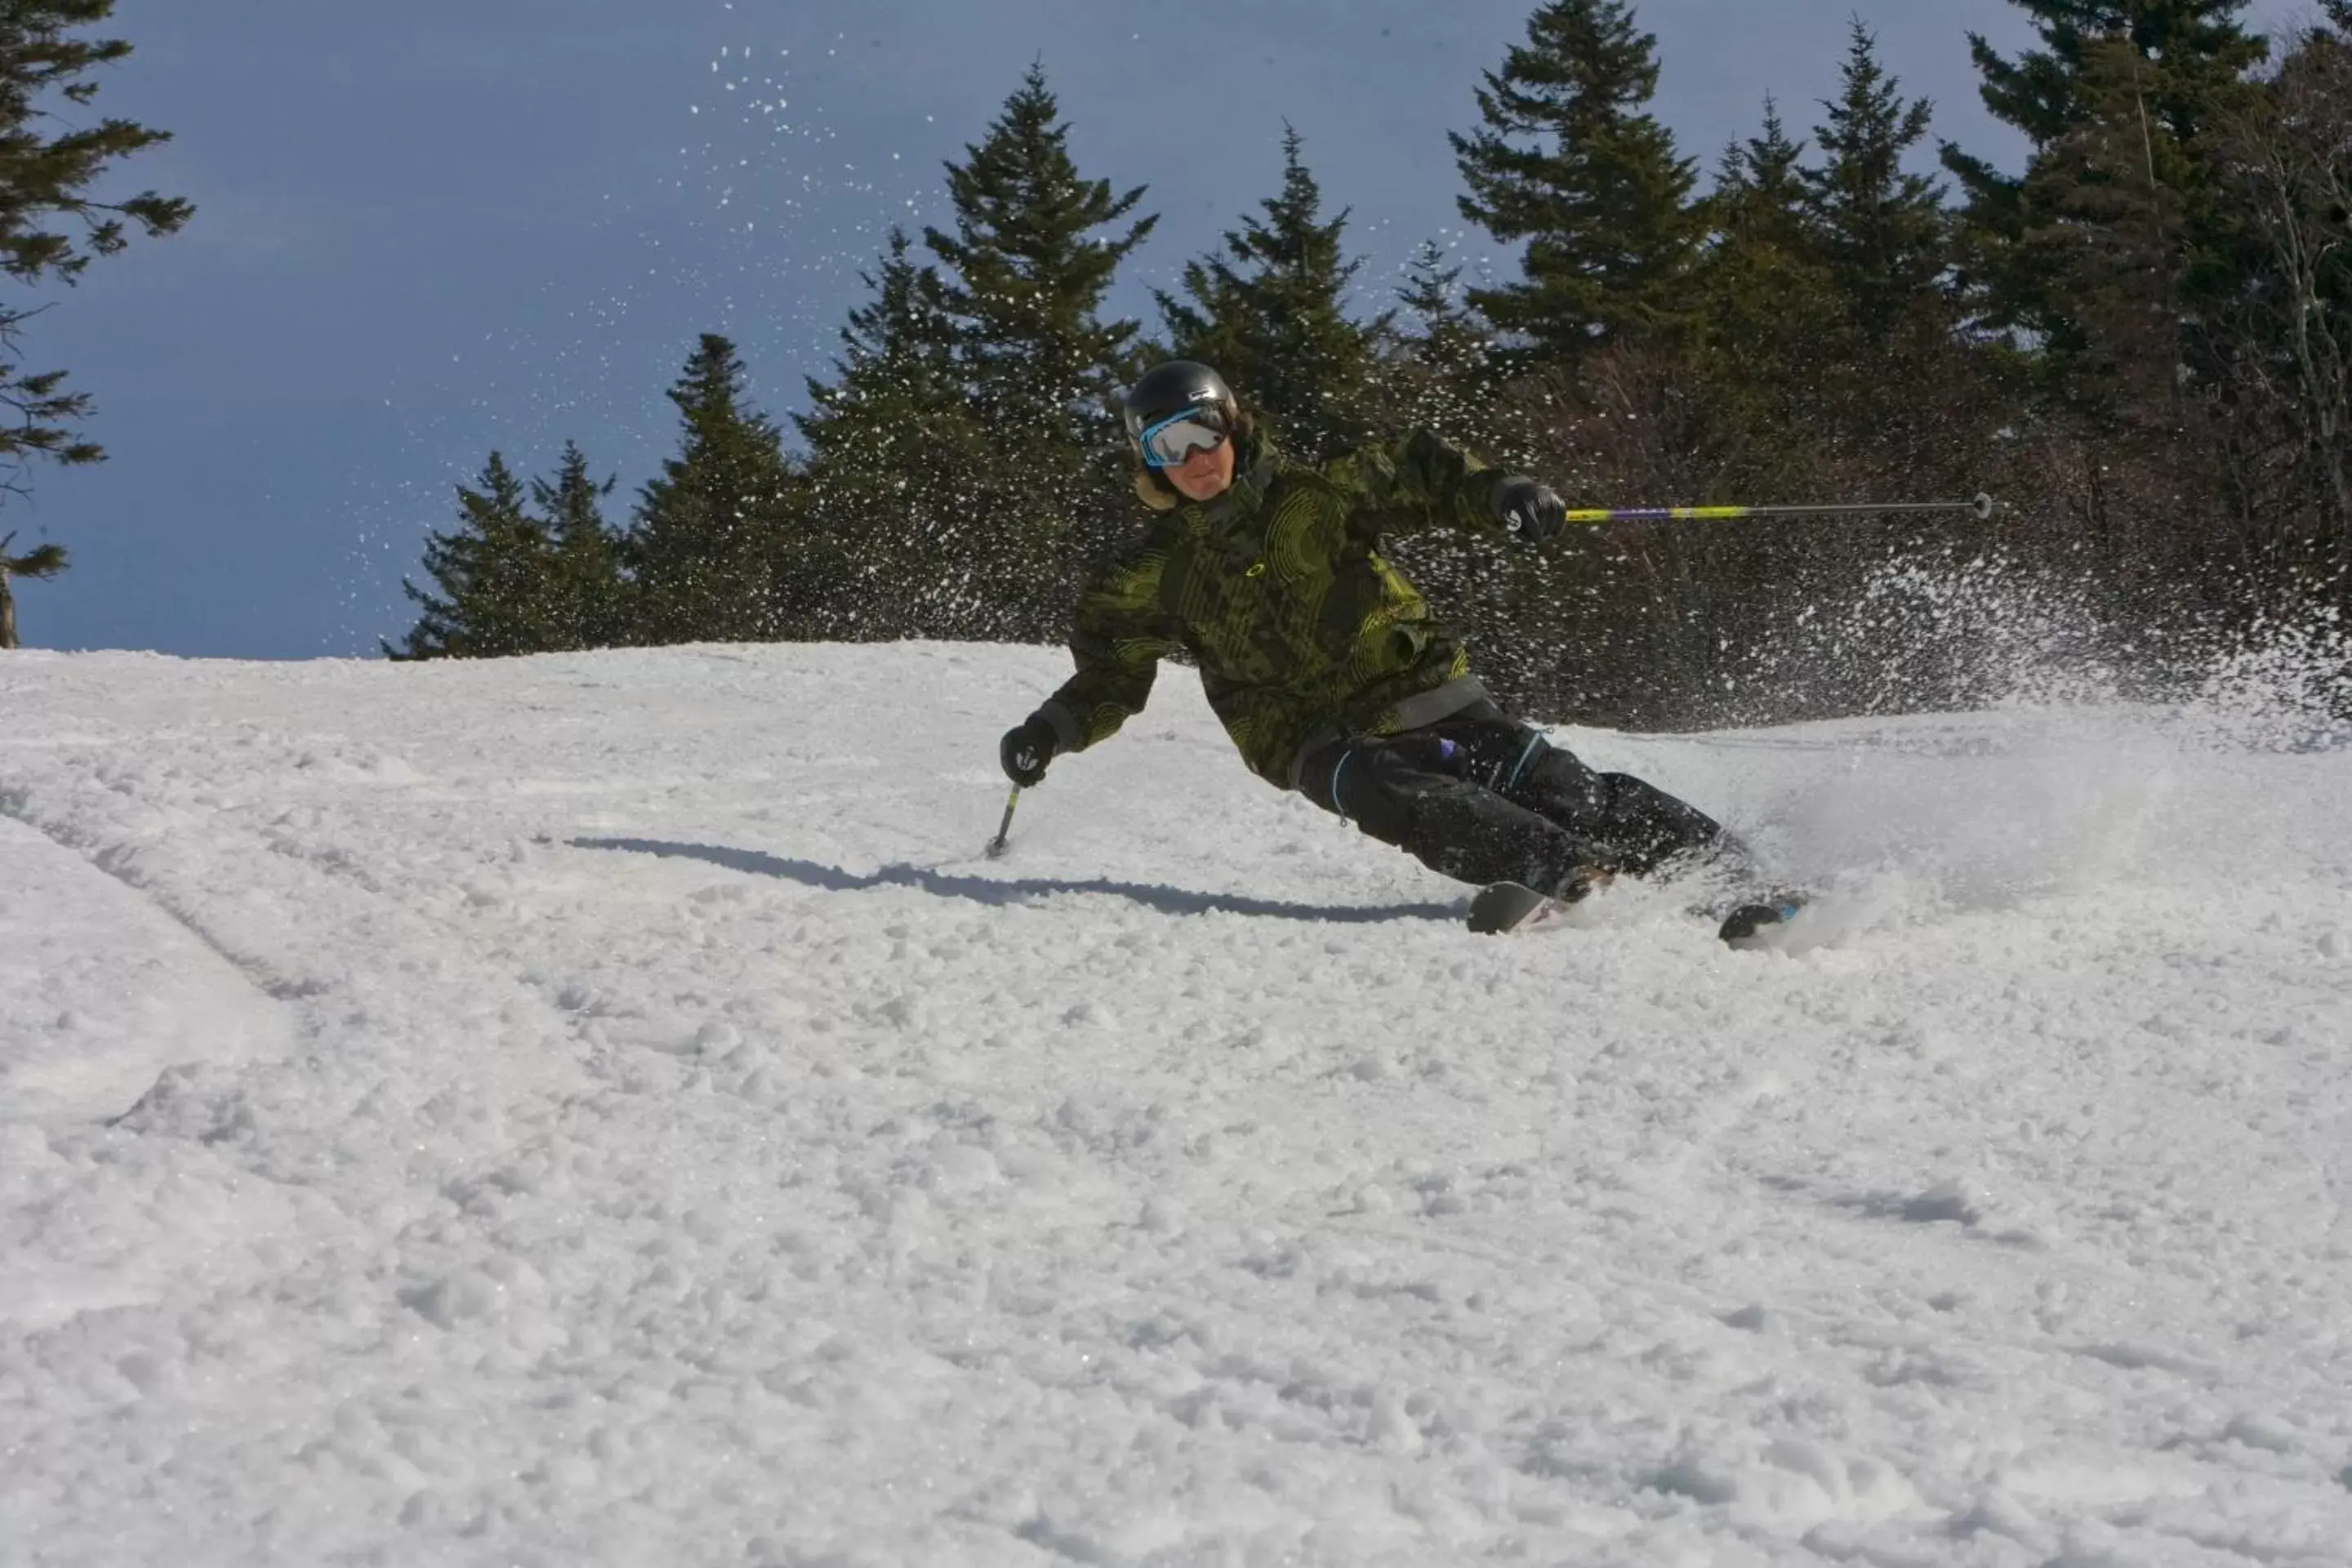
[1121,360,1239,460]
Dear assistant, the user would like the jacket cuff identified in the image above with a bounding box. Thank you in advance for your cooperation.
[1475,469,1516,527]
[1036,701,1084,754]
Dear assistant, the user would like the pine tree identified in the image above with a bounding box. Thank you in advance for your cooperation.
[1695,99,1830,352]
[922,62,1156,638]
[626,334,803,646]
[796,229,991,638]
[1941,0,2266,402]
[924,61,1156,452]
[1804,23,1951,349]
[1,1,190,514]
[1398,241,1481,357]
[530,442,623,650]
[800,231,964,477]
[1953,0,2264,158]
[1450,0,1699,362]
[1156,126,1392,461]
[1710,100,1812,256]
[2019,36,2215,424]
[1687,101,1838,473]
[392,453,559,660]
[1391,238,1501,446]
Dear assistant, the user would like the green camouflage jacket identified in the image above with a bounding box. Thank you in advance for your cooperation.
[1037,429,1512,788]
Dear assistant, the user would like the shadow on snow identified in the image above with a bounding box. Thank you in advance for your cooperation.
[573,837,1462,926]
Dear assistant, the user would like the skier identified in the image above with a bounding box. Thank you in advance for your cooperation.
[998,359,1793,939]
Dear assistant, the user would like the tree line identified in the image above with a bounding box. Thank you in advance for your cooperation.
[394,0,2352,728]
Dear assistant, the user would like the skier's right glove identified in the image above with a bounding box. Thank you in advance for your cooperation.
[1491,475,1567,543]
[1000,715,1058,788]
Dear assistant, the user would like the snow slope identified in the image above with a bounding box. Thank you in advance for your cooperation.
[3,641,2350,1566]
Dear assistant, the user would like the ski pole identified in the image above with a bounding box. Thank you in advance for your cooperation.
[1561,492,2003,527]
[985,786,1022,860]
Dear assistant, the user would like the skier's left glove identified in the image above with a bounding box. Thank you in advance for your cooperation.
[1491,475,1567,543]
[1000,715,1058,788]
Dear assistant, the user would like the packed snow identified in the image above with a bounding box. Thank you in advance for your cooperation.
[3,640,2350,1566]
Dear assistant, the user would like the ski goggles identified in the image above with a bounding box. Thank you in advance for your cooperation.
[1135,406,1231,469]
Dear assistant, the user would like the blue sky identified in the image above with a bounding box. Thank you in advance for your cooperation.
[19,0,2059,659]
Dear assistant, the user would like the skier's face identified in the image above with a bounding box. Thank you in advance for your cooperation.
[1165,434,1236,502]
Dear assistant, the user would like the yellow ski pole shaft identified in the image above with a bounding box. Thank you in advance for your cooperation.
[1559,493,2003,527]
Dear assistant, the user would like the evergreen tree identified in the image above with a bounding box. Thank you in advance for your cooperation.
[530,441,624,650]
[1941,0,2266,408]
[1804,23,1950,348]
[392,453,558,660]
[1450,0,1699,361]
[626,333,803,646]
[1695,100,1831,353]
[0,528,65,648]
[797,229,992,638]
[1688,101,1838,477]
[1391,238,1501,446]
[1953,0,2264,159]
[924,61,1156,452]
[800,231,964,475]
[2021,36,2213,422]
[1,1,190,507]
[1156,126,1392,461]
[921,62,1156,637]
[1397,240,1481,358]
[1710,100,1812,256]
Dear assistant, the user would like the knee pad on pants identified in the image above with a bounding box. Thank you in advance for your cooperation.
[1312,736,1463,847]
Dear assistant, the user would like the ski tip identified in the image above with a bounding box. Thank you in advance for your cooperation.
[1717,896,1807,948]
[1468,881,1551,935]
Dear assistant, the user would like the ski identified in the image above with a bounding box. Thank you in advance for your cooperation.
[1716,897,1807,949]
[1470,880,1811,947]
[1467,880,1570,934]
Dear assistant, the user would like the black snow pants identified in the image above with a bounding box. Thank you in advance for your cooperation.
[1296,702,1741,900]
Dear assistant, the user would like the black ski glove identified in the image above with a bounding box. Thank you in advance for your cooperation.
[1000,715,1058,788]
[1491,475,1568,543]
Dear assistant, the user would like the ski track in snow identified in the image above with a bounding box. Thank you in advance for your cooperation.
[3,641,2350,1566]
